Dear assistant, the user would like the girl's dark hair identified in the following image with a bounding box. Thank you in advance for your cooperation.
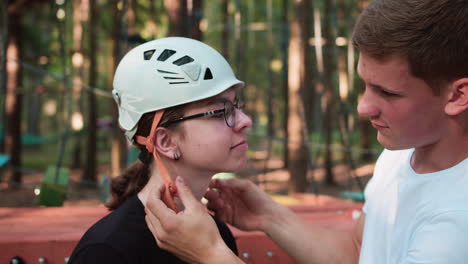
[106,105,185,210]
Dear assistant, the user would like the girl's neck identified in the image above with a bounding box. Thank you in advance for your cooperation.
[138,159,213,210]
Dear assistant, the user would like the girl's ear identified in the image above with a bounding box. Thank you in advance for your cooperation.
[445,78,468,116]
[153,127,180,160]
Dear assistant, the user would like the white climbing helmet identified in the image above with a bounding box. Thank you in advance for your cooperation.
[112,37,244,142]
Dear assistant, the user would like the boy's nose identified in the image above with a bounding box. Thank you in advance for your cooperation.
[357,90,380,119]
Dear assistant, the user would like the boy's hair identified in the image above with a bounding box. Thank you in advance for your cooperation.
[352,0,468,94]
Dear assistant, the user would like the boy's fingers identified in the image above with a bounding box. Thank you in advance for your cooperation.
[144,206,167,244]
[206,198,225,212]
[225,178,249,190]
[174,176,198,210]
[146,185,177,226]
[204,189,220,201]
[145,208,161,234]
[209,178,220,189]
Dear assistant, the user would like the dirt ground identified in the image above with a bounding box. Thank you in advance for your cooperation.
[0,156,374,208]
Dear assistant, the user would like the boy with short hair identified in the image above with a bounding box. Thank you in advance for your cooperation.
[145,1,468,263]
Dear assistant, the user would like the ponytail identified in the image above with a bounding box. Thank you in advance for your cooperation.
[106,155,150,210]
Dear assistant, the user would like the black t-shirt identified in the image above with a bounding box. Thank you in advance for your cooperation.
[69,195,238,264]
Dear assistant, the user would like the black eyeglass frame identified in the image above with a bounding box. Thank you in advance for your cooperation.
[161,101,240,128]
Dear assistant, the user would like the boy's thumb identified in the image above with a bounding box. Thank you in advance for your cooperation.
[174,176,197,209]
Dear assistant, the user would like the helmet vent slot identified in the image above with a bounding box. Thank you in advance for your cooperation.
[173,56,194,66]
[164,77,184,80]
[169,81,190,84]
[143,49,156,60]
[203,68,213,80]
[157,69,177,74]
[158,49,176,61]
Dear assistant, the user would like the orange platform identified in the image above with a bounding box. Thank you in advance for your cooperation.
[0,201,362,264]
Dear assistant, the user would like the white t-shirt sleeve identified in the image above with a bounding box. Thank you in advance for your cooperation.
[402,211,468,264]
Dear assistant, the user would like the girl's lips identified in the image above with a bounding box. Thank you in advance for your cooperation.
[371,122,387,129]
[231,141,248,150]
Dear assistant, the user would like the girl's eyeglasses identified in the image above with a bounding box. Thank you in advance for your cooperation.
[161,100,242,128]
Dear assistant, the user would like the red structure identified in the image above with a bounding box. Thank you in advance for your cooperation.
[0,197,362,264]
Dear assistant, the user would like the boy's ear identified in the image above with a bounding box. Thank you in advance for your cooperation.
[153,127,179,160]
[445,78,468,116]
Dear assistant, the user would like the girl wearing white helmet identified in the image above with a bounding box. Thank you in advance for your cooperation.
[69,37,252,264]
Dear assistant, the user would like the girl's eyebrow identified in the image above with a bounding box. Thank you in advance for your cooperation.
[204,95,238,106]
[204,97,226,106]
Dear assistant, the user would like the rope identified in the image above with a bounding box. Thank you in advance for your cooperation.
[0,56,112,98]
[247,132,382,156]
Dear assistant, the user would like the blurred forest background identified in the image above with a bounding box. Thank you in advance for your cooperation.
[0,0,381,207]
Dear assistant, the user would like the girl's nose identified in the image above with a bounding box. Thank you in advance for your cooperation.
[234,109,252,131]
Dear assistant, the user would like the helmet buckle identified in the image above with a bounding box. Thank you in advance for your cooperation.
[112,90,121,106]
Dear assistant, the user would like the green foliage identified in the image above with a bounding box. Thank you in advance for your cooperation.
[22,132,110,171]
[6,0,380,179]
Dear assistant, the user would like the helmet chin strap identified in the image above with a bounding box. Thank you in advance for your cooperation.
[135,110,179,212]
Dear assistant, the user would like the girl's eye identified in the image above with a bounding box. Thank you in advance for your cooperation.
[212,113,224,118]
[234,100,244,110]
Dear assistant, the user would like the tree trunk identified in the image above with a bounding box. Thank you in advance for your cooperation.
[265,0,275,143]
[261,0,275,179]
[189,0,203,40]
[234,0,247,110]
[281,0,289,169]
[148,0,157,39]
[127,0,135,37]
[26,81,41,135]
[287,0,310,194]
[111,0,128,178]
[164,0,188,37]
[0,1,7,152]
[83,0,98,182]
[312,7,325,135]
[323,0,337,185]
[221,0,229,60]
[4,4,23,187]
[71,0,85,170]
[337,0,355,131]
[234,0,243,78]
[358,0,373,163]
[301,0,315,133]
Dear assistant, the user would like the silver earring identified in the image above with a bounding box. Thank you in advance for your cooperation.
[173,152,180,160]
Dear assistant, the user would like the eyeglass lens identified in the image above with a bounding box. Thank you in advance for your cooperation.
[224,101,236,127]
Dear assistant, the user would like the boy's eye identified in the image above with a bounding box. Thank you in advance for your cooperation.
[379,89,397,97]
[369,84,400,98]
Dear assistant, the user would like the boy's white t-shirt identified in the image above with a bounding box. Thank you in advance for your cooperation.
[359,149,468,264]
